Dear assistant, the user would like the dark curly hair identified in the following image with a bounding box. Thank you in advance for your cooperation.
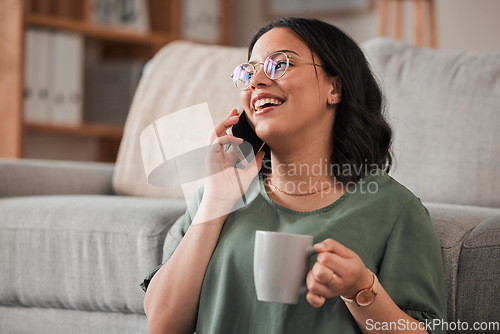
[248,17,392,184]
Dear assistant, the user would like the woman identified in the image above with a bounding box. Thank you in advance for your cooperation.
[142,17,446,334]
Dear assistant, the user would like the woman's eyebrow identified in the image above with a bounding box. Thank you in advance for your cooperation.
[249,49,300,63]
[275,49,299,56]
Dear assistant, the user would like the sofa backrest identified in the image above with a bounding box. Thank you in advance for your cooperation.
[361,38,500,208]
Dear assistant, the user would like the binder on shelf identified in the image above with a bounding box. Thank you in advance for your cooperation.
[24,28,52,123]
[182,0,221,44]
[90,0,151,32]
[91,0,113,26]
[126,0,151,32]
[90,59,145,125]
[49,31,84,125]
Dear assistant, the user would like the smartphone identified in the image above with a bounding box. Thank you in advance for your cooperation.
[225,108,267,166]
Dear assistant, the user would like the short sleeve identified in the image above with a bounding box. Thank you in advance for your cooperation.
[140,186,204,292]
[378,198,447,334]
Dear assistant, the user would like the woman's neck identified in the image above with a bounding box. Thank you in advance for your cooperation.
[262,151,347,212]
[265,143,337,192]
[260,136,349,211]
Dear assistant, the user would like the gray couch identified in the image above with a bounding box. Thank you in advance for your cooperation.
[1,38,499,333]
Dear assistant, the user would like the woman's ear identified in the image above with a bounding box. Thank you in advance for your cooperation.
[328,78,342,105]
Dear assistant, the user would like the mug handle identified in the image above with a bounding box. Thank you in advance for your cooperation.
[298,245,318,295]
[306,245,316,257]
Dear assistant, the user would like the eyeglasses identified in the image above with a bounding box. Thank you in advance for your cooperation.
[231,51,321,91]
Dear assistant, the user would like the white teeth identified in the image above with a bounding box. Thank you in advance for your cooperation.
[254,98,282,110]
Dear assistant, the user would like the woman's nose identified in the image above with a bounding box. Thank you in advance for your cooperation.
[249,64,272,90]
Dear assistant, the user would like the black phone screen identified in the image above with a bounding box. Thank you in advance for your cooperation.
[231,110,266,158]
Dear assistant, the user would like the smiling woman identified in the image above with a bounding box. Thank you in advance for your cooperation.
[142,17,446,334]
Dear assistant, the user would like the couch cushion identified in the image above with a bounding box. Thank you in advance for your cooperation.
[0,305,148,334]
[113,41,247,199]
[361,38,500,208]
[0,195,186,314]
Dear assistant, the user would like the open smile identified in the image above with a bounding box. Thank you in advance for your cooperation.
[252,95,284,115]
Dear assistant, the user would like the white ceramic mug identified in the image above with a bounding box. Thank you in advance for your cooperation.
[253,230,315,304]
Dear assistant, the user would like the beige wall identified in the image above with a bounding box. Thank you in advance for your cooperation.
[435,0,500,51]
[231,0,500,51]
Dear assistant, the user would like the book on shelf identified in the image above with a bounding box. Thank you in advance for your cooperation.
[23,28,84,125]
[90,0,151,32]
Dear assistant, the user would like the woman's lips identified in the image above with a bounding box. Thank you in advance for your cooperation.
[255,103,281,116]
[252,93,284,116]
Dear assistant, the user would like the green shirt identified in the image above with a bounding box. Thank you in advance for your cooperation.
[142,170,446,334]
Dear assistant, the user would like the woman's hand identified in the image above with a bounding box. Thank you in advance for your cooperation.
[203,109,265,212]
[306,238,373,308]
[207,108,240,145]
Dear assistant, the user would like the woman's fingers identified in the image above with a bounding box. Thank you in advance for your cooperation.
[208,135,244,162]
[307,262,340,297]
[206,135,263,182]
[314,238,353,258]
[208,109,241,144]
[306,260,343,309]
[207,135,243,173]
[210,135,243,148]
[306,291,326,308]
[311,261,336,285]
[203,141,263,206]
[306,238,372,308]
[314,251,352,282]
[312,239,355,279]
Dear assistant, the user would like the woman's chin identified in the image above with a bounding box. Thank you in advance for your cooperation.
[254,125,274,142]
[255,129,285,149]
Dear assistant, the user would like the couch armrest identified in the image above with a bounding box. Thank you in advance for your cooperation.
[0,195,187,314]
[0,159,115,198]
[456,215,500,327]
[425,203,500,324]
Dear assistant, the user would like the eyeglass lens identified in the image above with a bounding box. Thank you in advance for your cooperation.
[232,52,288,90]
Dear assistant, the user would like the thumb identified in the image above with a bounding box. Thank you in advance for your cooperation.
[314,238,353,258]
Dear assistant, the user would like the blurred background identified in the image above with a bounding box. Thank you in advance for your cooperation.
[1,0,499,163]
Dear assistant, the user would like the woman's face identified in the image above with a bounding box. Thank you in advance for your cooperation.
[241,27,338,147]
